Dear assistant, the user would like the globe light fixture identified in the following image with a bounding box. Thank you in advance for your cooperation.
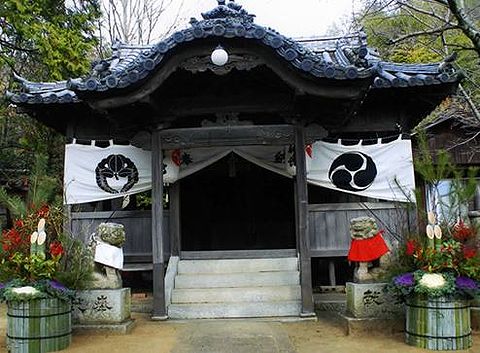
[211,45,229,66]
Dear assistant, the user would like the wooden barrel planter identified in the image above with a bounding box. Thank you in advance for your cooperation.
[405,297,472,350]
[6,298,72,353]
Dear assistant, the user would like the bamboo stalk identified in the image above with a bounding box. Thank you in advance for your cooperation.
[7,298,72,353]
[406,297,472,350]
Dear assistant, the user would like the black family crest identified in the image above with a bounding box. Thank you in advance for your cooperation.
[328,152,377,191]
[95,154,139,194]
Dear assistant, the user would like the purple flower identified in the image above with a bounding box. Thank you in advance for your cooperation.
[456,276,478,290]
[0,283,4,290]
[48,280,66,291]
[394,273,415,286]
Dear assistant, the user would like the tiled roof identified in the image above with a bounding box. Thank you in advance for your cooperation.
[6,0,461,105]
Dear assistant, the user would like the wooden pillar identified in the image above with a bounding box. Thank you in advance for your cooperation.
[294,123,315,316]
[151,129,167,320]
[63,124,74,236]
[169,182,181,257]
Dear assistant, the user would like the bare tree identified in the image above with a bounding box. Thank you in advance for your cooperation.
[101,0,185,45]
[358,0,480,56]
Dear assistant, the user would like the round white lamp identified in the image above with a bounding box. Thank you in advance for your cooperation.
[211,45,229,66]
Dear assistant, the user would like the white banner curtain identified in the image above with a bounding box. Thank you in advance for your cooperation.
[64,138,414,204]
[64,142,152,204]
[307,137,416,202]
[64,143,296,205]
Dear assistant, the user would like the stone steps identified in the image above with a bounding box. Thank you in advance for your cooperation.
[177,258,298,274]
[172,285,301,304]
[168,257,301,319]
[168,301,302,319]
[174,271,300,289]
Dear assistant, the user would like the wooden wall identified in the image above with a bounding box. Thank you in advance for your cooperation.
[308,202,416,257]
[70,210,170,263]
[71,202,415,262]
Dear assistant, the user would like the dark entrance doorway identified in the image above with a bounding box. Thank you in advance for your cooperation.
[180,153,295,251]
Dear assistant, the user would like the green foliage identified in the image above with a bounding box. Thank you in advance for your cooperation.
[0,153,60,219]
[0,0,101,80]
[359,0,479,115]
[55,233,94,290]
[0,203,93,290]
[0,1,101,212]
[413,131,478,223]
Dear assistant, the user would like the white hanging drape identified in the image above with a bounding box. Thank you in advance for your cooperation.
[64,137,415,204]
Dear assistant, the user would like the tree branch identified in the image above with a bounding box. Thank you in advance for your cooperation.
[446,0,480,55]
[389,25,459,44]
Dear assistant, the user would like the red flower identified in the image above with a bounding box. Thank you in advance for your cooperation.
[406,240,417,256]
[463,246,477,259]
[37,204,49,218]
[453,220,474,242]
[49,241,64,257]
[14,219,24,228]
[2,243,10,252]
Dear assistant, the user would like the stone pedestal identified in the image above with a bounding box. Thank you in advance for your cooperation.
[346,282,402,318]
[339,282,404,336]
[72,288,135,333]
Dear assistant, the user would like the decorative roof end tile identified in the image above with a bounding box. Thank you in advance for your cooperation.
[201,0,255,23]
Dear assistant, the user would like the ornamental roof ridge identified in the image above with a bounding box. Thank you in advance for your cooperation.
[6,2,462,105]
[201,0,255,23]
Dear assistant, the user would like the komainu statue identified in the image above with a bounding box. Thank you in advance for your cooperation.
[89,223,126,289]
[347,217,390,283]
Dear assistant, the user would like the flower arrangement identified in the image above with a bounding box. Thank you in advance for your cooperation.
[387,212,480,302]
[0,204,89,302]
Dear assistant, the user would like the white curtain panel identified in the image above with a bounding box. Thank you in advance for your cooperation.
[307,137,416,202]
[64,142,152,204]
[64,138,414,204]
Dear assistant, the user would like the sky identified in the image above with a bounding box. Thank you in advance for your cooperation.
[163,0,360,39]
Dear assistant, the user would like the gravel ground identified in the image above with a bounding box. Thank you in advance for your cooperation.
[1,304,479,353]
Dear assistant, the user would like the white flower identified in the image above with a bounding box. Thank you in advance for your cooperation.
[12,286,39,295]
[419,273,446,289]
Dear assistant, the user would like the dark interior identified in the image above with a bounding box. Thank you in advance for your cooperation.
[180,153,295,251]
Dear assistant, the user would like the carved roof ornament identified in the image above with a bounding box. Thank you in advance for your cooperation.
[180,54,261,75]
[202,0,255,23]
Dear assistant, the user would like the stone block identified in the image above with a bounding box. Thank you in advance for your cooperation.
[72,288,131,324]
[337,312,404,336]
[346,282,403,318]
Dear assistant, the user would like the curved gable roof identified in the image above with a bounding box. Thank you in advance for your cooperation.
[7,0,461,105]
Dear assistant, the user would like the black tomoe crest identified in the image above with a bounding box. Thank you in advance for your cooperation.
[328,152,377,192]
[95,154,139,194]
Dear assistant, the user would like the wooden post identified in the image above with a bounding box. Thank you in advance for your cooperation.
[328,260,336,286]
[169,182,181,257]
[63,124,74,236]
[294,123,315,316]
[151,129,167,320]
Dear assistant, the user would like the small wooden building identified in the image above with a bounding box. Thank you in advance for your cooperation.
[8,1,461,319]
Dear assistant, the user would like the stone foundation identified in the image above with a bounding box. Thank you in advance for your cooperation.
[72,288,134,333]
[346,282,403,318]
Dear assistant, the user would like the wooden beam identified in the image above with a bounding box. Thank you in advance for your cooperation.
[151,129,167,320]
[294,123,315,316]
[160,124,294,149]
[169,182,181,257]
[181,249,297,260]
[166,93,293,116]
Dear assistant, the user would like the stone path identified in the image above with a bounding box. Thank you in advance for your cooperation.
[171,321,296,353]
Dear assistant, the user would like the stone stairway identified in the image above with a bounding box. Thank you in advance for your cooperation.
[168,257,301,319]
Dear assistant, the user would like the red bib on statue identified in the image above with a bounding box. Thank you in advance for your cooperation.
[348,231,389,262]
